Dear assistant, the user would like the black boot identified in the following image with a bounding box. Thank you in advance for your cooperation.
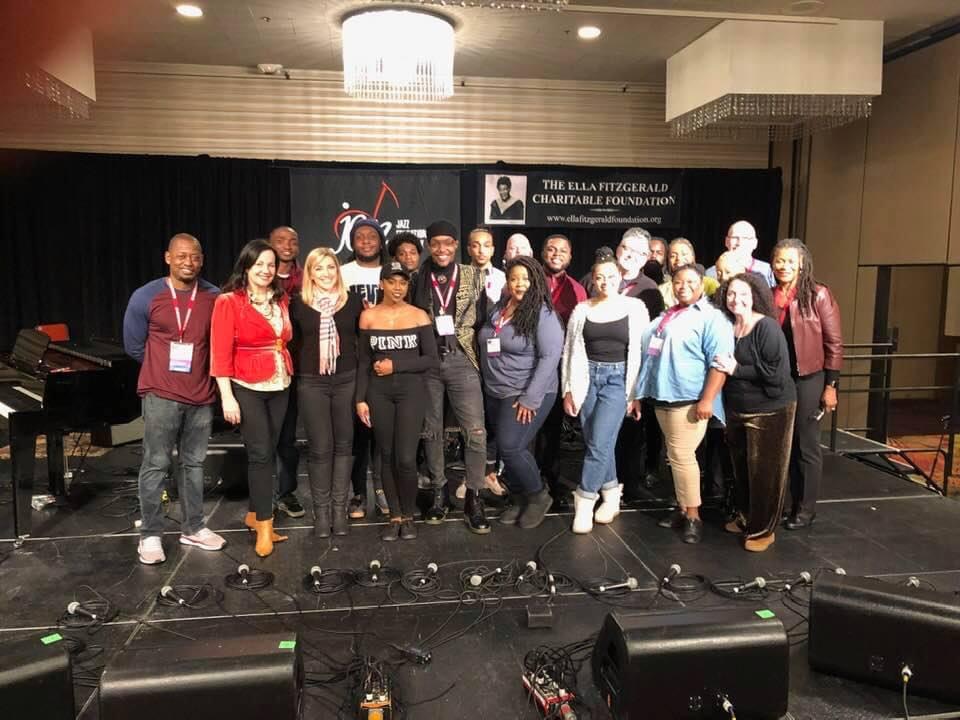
[498,493,525,525]
[309,461,332,538]
[423,485,447,524]
[331,455,352,537]
[517,488,552,529]
[464,488,491,535]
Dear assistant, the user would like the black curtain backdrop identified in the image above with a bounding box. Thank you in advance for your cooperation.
[0,151,289,349]
[0,151,781,349]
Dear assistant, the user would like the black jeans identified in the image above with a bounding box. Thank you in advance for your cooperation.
[233,383,289,521]
[368,373,428,518]
[485,392,555,495]
[789,371,826,513]
[726,402,797,537]
[298,371,356,466]
[275,376,300,498]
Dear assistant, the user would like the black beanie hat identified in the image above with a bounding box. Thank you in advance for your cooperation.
[426,220,458,242]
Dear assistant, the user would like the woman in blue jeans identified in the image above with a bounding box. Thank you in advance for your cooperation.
[562,257,649,534]
[478,256,564,529]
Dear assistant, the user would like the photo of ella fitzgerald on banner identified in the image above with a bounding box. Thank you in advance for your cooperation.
[479,170,681,229]
[484,173,527,225]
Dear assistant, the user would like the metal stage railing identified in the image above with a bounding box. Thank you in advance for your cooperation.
[830,328,960,495]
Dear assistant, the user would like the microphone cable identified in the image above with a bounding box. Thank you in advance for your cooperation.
[355,560,401,589]
[155,583,223,609]
[302,568,357,595]
[57,587,119,631]
[224,565,274,591]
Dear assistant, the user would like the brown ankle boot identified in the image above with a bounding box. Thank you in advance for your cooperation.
[744,533,775,552]
[245,512,287,542]
[255,519,278,557]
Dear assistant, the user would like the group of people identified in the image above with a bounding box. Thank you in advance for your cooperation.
[122,215,841,564]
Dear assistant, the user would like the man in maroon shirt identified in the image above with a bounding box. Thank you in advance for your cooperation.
[536,233,587,505]
[122,234,226,565]
[541,233,587,326]
[269,225,306,519]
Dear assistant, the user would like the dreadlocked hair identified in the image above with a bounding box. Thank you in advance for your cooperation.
[502,255,555,342]
[772,238,819,317]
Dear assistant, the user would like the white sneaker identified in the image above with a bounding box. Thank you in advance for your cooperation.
[179,527,226,551]
[138,536,166,565]
[572,493,596,534]
[594,484,623,524]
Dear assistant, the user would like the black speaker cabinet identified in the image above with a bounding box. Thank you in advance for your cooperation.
[0,633,75,720]
[99,633,303,720]
[809,572,960,703]
[592,608,788,719]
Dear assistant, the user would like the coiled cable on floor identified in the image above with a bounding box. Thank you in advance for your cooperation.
[355,559,401,588]
[224,563,274,591]
[302,566,357,595]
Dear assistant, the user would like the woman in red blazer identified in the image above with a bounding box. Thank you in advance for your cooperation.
[211,239,293,557]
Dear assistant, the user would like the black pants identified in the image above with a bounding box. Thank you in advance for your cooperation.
[368,373,428,518]
[789,371,825,513]
[534,393,564,485]
[299,371,356,472]
[233,383,289,521]
[275,376,299,498]
[726,402,797,537]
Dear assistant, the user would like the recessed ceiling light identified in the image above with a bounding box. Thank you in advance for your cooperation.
[578,25,601,40]
[176,4,203,18]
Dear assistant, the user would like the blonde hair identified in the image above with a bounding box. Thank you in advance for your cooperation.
[301,247,348,310]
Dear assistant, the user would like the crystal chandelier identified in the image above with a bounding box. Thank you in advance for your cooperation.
[342,9,455,103]
[669,94,874,141]
[666,19,882,141]
[378,0,567,10]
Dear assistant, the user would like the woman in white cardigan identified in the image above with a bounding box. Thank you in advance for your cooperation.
[562,258,649,533]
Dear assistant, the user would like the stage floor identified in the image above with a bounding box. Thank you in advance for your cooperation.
[2,444,960,720]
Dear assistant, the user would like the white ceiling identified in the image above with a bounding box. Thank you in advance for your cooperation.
[85,0,960,83]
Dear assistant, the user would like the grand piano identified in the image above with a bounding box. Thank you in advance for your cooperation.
[0,329,140,541]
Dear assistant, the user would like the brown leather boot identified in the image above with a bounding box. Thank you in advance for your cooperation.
[744,533,775,552]
[255,519,279,557]
[245,512,288,543]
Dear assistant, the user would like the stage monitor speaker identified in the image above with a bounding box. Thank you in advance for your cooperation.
[592,608,788,719]
[809,572,960,703]
[99,633,303,720]
[0,633,75,720]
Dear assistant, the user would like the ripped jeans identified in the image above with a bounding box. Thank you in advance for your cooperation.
[422,349,487,492]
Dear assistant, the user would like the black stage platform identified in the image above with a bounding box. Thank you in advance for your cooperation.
[2,443,960,719]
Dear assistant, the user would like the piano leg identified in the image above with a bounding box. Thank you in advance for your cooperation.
[46,429,66,496]
[9,421,38,542]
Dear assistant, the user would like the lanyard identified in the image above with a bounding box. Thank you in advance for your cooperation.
[656,304,690,336]
[167,279,198,341]
[430,264,459,315]
[493,310,512,336]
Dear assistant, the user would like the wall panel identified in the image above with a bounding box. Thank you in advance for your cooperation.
[0,63,768,168]
[859,35,960,265]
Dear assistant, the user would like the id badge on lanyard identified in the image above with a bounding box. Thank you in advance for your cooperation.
[167,280,198,372]
[432,265,458,336]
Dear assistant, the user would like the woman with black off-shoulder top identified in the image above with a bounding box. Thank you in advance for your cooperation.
[356,261,439,541]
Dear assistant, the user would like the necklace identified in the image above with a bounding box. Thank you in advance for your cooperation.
[248,291,275,319]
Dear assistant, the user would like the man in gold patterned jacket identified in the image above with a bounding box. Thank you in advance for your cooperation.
[411,220,491,535]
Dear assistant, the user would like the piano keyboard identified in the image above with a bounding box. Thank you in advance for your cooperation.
[0,384,43,419]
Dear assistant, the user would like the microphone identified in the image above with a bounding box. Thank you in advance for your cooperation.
[369,560,381,583]
[426,562,438,575]
[733,576,767,594]
[784,571,812,592]
[469,567,502,587]
[834,567,847,576]
[238,563,251,585]
[906,576,921,588]
[66,601,98,620]
[310,566,323,589]
[661,563,681,586]
[160,585,186,606]
[598,577,639,593]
